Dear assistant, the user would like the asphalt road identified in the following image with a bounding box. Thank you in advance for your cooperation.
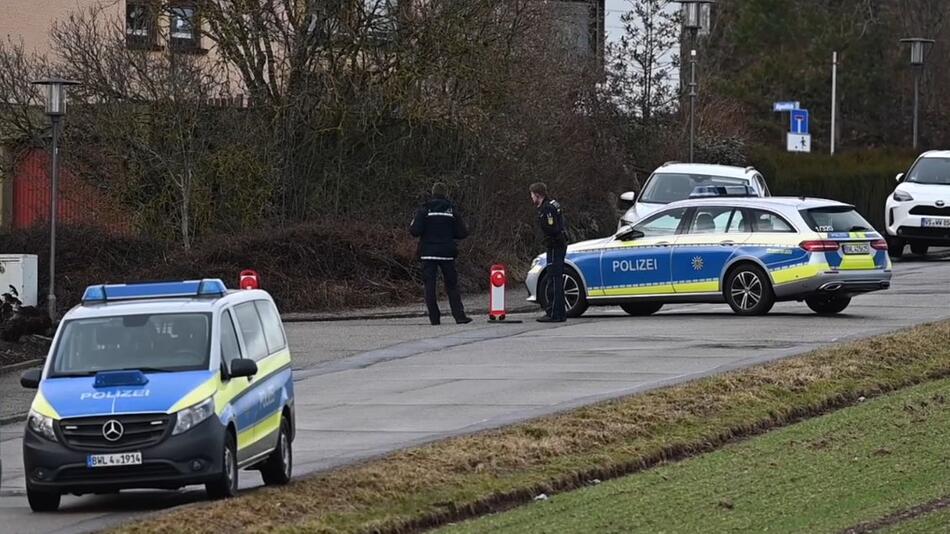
[2,254,949,533]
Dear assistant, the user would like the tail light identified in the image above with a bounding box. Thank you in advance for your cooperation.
[800,240,840,252]
[871,239,888,251]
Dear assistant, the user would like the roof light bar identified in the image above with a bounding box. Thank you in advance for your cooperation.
[81,279,228,304]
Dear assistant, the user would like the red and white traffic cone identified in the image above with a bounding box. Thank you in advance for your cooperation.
[489,264,506,321]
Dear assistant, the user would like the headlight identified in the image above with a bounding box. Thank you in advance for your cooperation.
[531,256,546,269]
[172,397,215,435]
[893,190,914,202]
[28,410,57,441]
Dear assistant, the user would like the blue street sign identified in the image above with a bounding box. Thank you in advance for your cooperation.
[790,109,809,134]
[773,101,800,112]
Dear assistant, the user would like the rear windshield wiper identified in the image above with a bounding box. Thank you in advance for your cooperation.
[849,226,871,232]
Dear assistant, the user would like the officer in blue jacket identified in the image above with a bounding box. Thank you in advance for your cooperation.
[410,183,473,325]
[530,182,567,322]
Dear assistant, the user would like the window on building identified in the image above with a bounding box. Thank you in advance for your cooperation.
[169,4,200,51]
[126,1,157,49]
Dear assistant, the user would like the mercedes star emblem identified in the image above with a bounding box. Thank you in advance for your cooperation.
[937,200,946,207]
[102,419,124,442]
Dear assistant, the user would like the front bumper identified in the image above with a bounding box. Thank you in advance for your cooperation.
[773,269,892,299]
[886,201,950,244]
[23,415,226,494]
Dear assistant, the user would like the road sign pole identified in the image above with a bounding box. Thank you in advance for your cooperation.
[831,51,837,155]
[688,48,697,163]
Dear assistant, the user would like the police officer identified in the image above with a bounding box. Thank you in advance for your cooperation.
[410,183,473,326]
[530,182,567,323]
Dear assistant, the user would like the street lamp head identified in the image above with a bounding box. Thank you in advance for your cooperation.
[676,0,715,32]
[31,78,81,116]
[899,38,935,67]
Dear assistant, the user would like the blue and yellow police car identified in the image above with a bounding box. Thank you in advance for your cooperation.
[19,279,294,511]
[527,189,892,317]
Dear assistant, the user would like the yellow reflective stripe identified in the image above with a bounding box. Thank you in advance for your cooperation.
[212,350,293,415]
[168,376,220,413]
[673,281,719,293]
[838,255,878,270]
[31,390,60,420]
[602,284,675,296]
[771,262,829,285]
[237,410,282,450]
[849,231,868,239]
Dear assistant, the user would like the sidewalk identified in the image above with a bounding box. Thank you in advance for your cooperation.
[282,286,535,322]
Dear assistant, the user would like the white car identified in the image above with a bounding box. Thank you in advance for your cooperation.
[885,151,950,258]
[618,162,771,229]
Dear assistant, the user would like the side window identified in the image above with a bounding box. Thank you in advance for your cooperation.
[751,210,795,233]
[633,208,688,237]
[234,302,268,361]
[688,206,733,234]
[219,310,243,366]
[255,300,287,354]
[726,209,750,233]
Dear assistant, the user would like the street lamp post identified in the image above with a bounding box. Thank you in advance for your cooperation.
[31,78,80,322]
[899,38,934,150]
[676,0,715,163]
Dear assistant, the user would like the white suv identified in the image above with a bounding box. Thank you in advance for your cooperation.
[885,151,950,258]
[618,162,771,229]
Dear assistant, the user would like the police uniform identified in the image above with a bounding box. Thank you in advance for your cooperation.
[410,195,471,325]
[537,198,567,321]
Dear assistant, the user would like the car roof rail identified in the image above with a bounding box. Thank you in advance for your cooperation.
[745,166,756,173]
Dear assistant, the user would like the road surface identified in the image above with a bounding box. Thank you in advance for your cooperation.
[2,254,949,533]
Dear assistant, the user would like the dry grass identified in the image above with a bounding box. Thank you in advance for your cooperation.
[116,321,950,534]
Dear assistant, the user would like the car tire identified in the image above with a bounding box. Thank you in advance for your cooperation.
[724,264,775,316]
[805,296,851,315]
[206,431,238,499]
[27,488,61,512]
[539,268,588,318]
[910,244,929,256]
[260,417,293,486]
[620,302,663,316]
[886,237,904,259]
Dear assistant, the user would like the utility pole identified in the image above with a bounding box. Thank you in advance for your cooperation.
[830,51,837,155]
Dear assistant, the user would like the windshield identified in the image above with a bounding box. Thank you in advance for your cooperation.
[906,157,950,185]
[799,206,874,233]
[640,173,749,204]
[51,313,211,377]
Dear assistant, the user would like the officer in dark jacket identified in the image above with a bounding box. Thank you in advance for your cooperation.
[530,182,567,322]
[410,183,472,325]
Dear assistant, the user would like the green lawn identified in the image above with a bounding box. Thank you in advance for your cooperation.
[440,379,950,534]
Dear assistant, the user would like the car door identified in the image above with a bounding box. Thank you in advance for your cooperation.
[672,206,752,293]
[231,302,271,463]
[599,207,688,297]
[217,308,258,463]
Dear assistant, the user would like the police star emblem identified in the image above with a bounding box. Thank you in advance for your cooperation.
[691,256,704,271]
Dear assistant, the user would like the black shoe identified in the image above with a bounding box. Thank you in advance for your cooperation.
[455,316,473,324]
[430,320,441,326]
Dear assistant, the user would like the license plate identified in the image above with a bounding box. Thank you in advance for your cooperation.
[87,452,142,468]
[842,243,871,255]
[922,218,950,228]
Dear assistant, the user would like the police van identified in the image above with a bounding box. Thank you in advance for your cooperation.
[19,279,294,511]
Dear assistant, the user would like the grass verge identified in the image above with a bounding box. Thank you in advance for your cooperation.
[879,504,950,534]
[116,320,950,534]
[438,378,950,533]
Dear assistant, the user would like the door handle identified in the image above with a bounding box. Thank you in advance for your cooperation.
[720,240,736,246]
[656,241,671,247]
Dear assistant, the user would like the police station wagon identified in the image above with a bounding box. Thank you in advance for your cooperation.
[19,279,294,511]
[527,190,892,317]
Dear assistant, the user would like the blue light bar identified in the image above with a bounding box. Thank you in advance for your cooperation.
[81,279,228,304]
[689,185,756,199]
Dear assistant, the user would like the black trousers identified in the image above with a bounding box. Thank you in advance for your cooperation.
[546,244,567,320]
[422,260,466,325]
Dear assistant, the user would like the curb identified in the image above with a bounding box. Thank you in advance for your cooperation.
[282,304,538,323]
[0,358,43,376]
[1,413,26,426]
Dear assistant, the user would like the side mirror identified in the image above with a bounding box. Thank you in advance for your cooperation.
[895,173,904,183]
[617,191,637,210]
[229,358,258,379]
[616,226,644,242]
[21,368,41,389]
